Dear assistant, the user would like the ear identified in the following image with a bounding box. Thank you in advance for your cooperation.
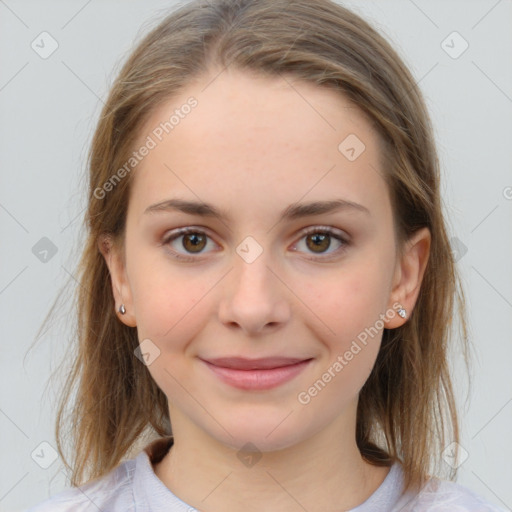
[385,227,431,329]
[98,234,137,328]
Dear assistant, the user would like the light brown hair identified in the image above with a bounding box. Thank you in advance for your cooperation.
[33,0,471,497]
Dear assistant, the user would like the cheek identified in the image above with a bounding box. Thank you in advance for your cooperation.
[295,262,392,409]
[127,253,214,398]
[306,256,392,346]
[127,248,210,344]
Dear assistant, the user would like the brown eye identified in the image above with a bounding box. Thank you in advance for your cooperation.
[163,228,215,261]
[181,232,207,253]
[163,226,349,262]
[305,232,332,253]
[293,227,349,260]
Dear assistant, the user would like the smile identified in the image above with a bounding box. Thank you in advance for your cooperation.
[199,357,313,391]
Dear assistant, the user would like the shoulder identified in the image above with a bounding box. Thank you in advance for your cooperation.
[395,475,508,512]
[26,457,137,512]
[26,436,174,512]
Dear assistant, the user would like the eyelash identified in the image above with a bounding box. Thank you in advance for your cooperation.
[161,226,350,262]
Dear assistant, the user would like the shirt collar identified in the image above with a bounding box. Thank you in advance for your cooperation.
[132,436,197,511]
[132,436,406,512]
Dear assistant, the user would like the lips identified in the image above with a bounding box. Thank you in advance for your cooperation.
[199,356,313,390]
[202,356,310,370]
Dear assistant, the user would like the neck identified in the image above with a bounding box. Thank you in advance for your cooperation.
[153,406,391,511]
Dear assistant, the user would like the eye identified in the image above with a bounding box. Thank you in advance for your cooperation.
[162,227,215,261]
[162,226,350,261]
[292,226,349,260]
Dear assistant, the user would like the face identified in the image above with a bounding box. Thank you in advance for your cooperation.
[101,67,430,452]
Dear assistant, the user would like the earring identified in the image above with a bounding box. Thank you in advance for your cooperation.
[119,304,126,315]
[397,307,407,319]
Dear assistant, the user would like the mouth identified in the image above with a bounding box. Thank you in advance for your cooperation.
[199,356,314,390]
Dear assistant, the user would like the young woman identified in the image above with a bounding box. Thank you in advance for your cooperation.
[28,0,506,510]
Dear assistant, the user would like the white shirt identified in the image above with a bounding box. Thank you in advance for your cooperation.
[26,436,507,511]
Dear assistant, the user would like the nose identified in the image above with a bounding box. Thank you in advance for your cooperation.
[217,249,291,335]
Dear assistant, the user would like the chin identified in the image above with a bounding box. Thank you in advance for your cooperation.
[199,408,314,454]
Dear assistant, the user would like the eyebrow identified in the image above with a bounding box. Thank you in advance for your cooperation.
[143,197,370,221]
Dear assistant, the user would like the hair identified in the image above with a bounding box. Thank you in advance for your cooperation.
[31,0,472,498]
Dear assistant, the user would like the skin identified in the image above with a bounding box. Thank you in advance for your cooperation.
[100,67,430,511]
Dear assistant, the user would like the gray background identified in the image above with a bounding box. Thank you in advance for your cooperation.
[1,0,511,510]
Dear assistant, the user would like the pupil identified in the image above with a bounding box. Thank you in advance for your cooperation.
[185,233,205,252]
[309,233,330,252]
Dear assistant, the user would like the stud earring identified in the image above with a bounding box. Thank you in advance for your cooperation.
[397,307,407,319]
[119,304,126,315]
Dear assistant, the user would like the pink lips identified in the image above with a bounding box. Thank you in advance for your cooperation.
[200,356,312,390]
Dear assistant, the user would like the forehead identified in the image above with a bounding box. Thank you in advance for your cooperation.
[128,68,390,222]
